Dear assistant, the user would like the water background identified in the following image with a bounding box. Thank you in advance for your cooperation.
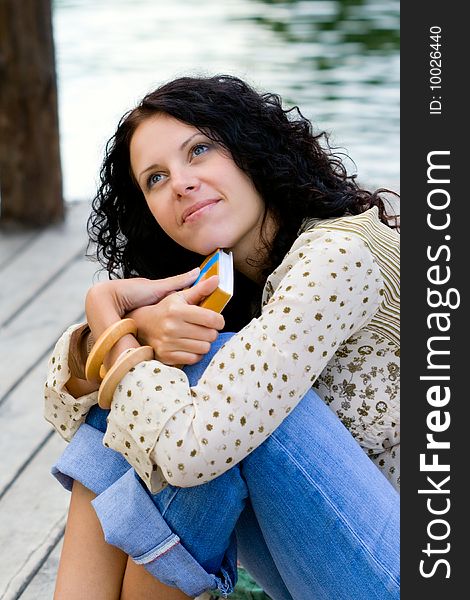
[52,0,399,202]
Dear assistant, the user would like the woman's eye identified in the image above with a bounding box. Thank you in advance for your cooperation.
[192,143,209,157]
[147,173,164,189]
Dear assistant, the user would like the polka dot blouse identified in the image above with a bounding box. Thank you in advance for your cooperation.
[44,208,400,493]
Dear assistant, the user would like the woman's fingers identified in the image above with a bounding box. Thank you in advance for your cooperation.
[159,351,204,366]
[152,268,201,301]
[86,269,222,321]
[172,301,225,330]
[121,272,199,310]
[181,275,220,306]
[164,322,219,343]
[124,277,225,365]
[153,332,216,363]
[90,269,202,317]
[168,338,212,356]
[162,303,225,337]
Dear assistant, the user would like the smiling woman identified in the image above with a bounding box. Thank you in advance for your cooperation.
[44,74,400,600]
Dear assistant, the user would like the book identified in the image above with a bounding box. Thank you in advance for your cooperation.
[193,248,234,313]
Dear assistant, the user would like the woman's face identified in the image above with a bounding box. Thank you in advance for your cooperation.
[129,113,267,261]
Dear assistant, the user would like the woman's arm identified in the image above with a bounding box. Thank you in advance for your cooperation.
[44,323,100,441]
[44,268,217,440]
[103,229,386,492]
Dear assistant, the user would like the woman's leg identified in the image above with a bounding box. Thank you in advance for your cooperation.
[107,385,399,600]
[94,334,398,599]
[235,500,295,600]
[104,384,399,600]
[237,387,400,600]
[55,479,191,600]
[120,558,192,600]
[54,408,194,599]
[146,334,399,598]
[54,480,127,600]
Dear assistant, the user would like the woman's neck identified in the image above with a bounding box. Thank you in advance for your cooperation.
[231,211,278,285]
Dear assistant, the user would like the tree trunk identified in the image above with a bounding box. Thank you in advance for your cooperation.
[0,0,63,227]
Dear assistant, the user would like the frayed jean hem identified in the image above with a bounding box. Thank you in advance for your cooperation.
[91,468,237,598]
[51,427,237,598]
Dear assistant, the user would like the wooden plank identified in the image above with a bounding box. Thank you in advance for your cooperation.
[0,255,96,404]
[19,539,63,600]
[0,359,60,495]
[0,258,98,494]
[0,230,39,272]
[0,201,91,326]
[0,435,68,600]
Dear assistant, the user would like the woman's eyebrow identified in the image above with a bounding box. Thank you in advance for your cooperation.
[179,132,202,150]
[138,162,162,183]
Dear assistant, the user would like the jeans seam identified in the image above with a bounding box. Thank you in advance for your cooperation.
[269,432,400,589]
[133,533,181,564]
[158,487,181,518]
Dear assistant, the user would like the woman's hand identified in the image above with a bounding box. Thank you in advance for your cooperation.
[127,275,225,366]
[85,268,201,324]
[84,268,202,368]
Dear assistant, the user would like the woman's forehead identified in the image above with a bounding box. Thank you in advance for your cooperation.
[130,115,197,158]
[134,114,198,141]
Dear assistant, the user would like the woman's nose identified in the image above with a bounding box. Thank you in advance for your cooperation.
[172,170,200,197]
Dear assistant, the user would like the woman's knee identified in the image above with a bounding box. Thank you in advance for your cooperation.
[147,461,247,573]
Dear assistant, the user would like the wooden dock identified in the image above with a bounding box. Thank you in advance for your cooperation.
[0,201,97,599]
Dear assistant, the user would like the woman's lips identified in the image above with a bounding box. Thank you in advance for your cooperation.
[182,199,221,223]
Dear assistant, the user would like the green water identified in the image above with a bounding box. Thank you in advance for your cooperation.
[53,0,399,201]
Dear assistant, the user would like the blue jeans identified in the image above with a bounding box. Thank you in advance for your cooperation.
[53,333,400,599]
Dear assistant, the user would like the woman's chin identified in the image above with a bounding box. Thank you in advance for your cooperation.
[198,244,221,256]
[185,237,229,256]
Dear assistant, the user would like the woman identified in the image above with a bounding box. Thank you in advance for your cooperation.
[44,75,400,599]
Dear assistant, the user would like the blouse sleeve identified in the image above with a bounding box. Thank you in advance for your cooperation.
[44,323,98,441]
[104,229,385,492]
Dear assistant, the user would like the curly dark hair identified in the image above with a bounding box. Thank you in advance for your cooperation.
[88,74,398,329]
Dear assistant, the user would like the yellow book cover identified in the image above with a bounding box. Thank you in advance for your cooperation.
[193,249,233,313]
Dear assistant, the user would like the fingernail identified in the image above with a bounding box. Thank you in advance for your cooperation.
[189,267,200,275]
